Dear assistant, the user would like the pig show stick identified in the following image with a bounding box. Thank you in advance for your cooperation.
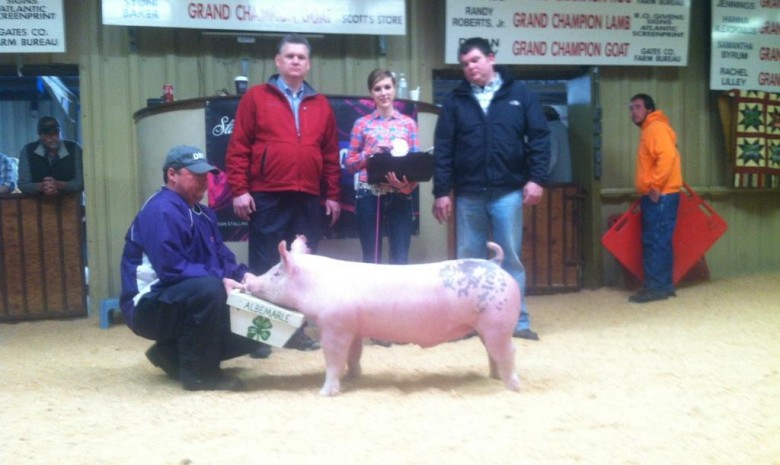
[373,194,382,263]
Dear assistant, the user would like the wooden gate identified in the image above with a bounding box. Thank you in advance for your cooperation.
[0,193,87,321]
[522,184,585,294]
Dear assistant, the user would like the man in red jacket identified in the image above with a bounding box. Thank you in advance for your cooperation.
[226,33,341,354]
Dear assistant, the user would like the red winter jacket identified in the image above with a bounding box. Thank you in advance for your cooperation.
[225,78,340,201]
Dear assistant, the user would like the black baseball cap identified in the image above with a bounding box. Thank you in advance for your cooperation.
[162,145,219,175]
[37,116,60,135]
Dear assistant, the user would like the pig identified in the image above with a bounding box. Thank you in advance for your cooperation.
[243,235,521,396]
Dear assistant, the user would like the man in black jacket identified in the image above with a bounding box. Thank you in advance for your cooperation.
[432,37,550,341]
[18,116,84,195]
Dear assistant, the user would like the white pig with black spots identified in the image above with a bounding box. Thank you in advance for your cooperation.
[243,235,521,396]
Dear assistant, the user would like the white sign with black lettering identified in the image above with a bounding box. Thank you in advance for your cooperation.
[101,0,406,36]
[445,0,691,66]
[710,0,780,92]
[0,0,65,53]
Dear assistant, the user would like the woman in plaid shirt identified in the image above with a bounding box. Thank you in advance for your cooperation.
[345,68,419,264]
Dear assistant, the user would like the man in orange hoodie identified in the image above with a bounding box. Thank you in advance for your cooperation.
[628,94,683,303]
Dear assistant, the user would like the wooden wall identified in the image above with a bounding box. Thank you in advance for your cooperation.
[0,0,777,316]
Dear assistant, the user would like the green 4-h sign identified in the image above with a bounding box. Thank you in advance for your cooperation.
[247,316,273,341]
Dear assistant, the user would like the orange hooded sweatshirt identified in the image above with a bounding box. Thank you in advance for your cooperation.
[635,110,683,195]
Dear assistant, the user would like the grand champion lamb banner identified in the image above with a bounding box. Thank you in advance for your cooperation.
[445,0,691,66]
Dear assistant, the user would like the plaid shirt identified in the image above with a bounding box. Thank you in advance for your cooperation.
[471,72,503,115]
[0,153,18,191]
[345,108,419,184]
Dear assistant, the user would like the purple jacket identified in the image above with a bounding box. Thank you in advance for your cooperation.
[119,187,248,328]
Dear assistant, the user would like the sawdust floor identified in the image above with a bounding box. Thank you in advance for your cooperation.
[1,273,778,465]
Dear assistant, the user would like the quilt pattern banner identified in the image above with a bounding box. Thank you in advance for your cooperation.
[718,90,780,188]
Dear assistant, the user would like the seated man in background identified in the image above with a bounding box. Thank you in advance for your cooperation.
[17,116,84,195]
[0,152,18,193]
[120,145,261,391]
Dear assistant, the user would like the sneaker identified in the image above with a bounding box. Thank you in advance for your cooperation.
[512,328,540,341]
[146,343,179,380]
[249,343,272,359]
[181,371,244,392]
[628,289,669,303]
[284,329,321,351]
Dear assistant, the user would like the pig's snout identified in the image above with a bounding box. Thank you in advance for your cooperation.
[242,274,268,297]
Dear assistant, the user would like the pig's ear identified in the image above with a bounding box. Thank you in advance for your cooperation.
[278,240,295,274]
[291,235,311,254]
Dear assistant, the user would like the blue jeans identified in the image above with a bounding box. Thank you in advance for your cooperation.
[355,189,414,264]
[640,193,680,293]
[456,189,530,330]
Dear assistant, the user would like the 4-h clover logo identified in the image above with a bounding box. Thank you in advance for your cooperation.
[247,316,273,341]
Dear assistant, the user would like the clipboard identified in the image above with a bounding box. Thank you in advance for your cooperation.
[366,152,434,184]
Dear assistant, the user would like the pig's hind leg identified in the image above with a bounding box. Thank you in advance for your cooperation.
[478,330,520,391]
[345,336,363,379]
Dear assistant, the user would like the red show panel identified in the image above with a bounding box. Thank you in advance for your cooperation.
[601,184,728,285]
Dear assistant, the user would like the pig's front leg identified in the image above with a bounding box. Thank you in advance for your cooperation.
[320,367,342,396]
[317,328,355,396]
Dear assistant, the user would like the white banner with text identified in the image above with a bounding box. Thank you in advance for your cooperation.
[101,0,406,36]
[710,1,780,92]
[0,0,65,53]
[445,0,691,66]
